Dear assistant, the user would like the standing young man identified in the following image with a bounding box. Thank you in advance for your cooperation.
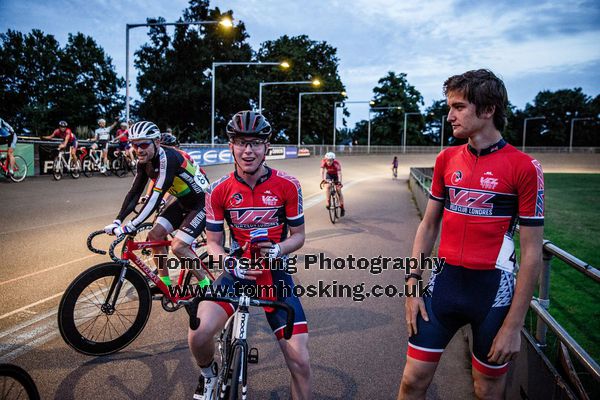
[189,111,312,399]
[398,69,544,400]
[91,117,118,172]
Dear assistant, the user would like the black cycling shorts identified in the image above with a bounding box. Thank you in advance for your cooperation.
[156,198,206,245]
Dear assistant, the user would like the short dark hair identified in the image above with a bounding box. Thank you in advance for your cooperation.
[443,69,508,131]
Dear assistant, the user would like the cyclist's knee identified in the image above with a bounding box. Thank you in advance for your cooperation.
[400,360,436,395]
[148,225,168,241]
[171,238,190,257]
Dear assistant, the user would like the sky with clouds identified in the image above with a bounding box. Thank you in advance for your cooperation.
[1,0,599,127]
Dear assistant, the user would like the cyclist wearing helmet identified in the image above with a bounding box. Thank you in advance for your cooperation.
[104,121,211,291]
[320,151,345,216]
[43,121,78,164]
[113,121,136,164]
[91,117,118,173]
[190,111,312,399]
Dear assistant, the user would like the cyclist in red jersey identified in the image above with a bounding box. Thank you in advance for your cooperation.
[399,70,544,400]
[189,111,311,400]
[113,121,136,164]
[43,120,78,162]
[320,151,345,216]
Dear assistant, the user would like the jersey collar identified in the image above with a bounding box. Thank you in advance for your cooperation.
[467,138,507,156]
[234,165,272,187]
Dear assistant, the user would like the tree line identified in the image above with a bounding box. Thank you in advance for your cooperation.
[1,0,598,146]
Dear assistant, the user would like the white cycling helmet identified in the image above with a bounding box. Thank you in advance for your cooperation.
[97,118,106,125]
[325,152,336,160]
[129,121,161,140]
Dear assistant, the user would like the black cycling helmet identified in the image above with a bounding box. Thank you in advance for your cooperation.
[226,110,272,141]
[160,133,178,146]
[59,121,68,127]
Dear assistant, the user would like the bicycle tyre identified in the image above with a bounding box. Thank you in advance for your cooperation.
[328,192,336,224]
[8,155,28,183]
[70,158,81,179]
[112,157,126,177]
[228,345,244,400]
[58,262,152,356]
[0,364,40,400]
[82,155,94,177]
[52,158,62,181]
[334,193,340,219]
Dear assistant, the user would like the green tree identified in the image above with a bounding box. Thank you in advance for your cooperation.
[353,72,425,145]
[0,29,61,135]
[508,88,599,147]
[1,29,123,136]
[134,1,254,143]
[256,35,345,144]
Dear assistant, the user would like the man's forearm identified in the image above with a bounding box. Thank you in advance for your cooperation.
[278,232,305,255]
[502,259,542,330]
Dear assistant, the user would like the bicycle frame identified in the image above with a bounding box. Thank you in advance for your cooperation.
[55,150,74,170]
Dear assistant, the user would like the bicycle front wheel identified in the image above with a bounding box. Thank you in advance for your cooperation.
[0,364,40,400]
[228,345,245,400]
[9,155,28,182]
[69,158,80,179]
[328,192,337,224]
[52,158,62,181]
[58,262,152,356]
[112,157,126,177]
[82,155,94,177]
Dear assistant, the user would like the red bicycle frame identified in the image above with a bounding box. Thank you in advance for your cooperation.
[120,237,216,303]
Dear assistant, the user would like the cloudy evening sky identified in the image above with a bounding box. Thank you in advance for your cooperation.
[1,0,599,127]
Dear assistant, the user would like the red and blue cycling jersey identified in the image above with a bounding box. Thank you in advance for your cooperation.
[206,167,307,339]
[51,128,76,144]
[429,139,544,271]
[320,159,341,177]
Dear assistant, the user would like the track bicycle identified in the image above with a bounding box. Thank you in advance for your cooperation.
[52,148,81,180]
[183,294,295,400]
[0,363,40,400]
[0,148,28,182]
[320,179,341,224]
[57,226,222,356]
[79,145,110,177]
[111,144,137,177]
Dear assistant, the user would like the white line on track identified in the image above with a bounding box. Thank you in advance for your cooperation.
[0,254,100,286]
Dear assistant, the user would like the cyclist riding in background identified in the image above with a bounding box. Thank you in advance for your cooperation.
[43,121,78,162]
[189,110,312,400]
[0,117,18,176]
[113,121,136,164]
[320,152,345,216]
[103,121,211,291]
[91,117,118,173]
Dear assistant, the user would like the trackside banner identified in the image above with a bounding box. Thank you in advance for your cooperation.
[181,146,234,166]
[266,146,285,160]
[284,146,298,159]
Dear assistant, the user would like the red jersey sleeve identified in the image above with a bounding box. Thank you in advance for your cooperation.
[516,158,544,226]
[278,171,304,227]
[206,179,226,232]
[430,150,446,202]
[320,159,327,168]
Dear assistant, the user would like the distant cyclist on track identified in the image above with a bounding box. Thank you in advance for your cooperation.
[320,152,345,216]
[43,121,78,163]
[0,117,17,176]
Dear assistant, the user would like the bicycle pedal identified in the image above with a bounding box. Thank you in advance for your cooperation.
[248,347,259,364]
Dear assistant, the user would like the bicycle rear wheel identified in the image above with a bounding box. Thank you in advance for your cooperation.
[0,364,40,400]
[82,155,95,177]
[58,262,152,356]
[9,155,28,182]
[112,157,127,177]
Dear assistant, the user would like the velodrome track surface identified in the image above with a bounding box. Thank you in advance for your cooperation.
[1,153,599,399]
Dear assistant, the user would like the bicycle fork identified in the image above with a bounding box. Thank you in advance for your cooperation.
[101,266,129,315]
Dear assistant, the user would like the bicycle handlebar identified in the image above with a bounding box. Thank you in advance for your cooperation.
[179,295,296,339]
[87,230,108,255]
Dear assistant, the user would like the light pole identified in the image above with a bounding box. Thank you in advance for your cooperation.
[211,61,289,145]
[368,106,402,153]
[522,116,545,152]
[298,91,345,146]
[569,117,594,153]
[333,100,373,148]
[125,18,232,123]
[403,112,421,153]
[258,79,319,113]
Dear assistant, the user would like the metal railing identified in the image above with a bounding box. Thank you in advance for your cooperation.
[408,167,600,384]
